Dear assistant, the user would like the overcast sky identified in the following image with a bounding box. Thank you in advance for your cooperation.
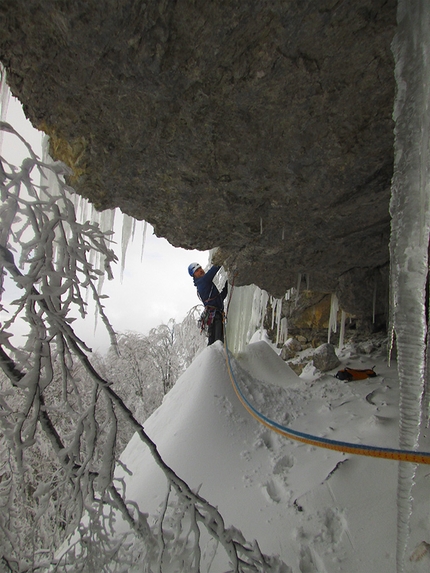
[88,219,209,352]
[2,91,209,354]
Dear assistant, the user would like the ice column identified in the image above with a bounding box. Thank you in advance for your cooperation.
[390,2,430,571]
[338,310,346,350]
[225,284,269,354]
[225,283,289,354]
[327,293,339,344]
[0,65,10,136]
[120,214,134,281]
[272,297,285,345]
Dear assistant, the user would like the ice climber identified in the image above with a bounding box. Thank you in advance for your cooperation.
[188,263,228,345]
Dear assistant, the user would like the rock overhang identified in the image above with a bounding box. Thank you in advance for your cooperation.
[0,0,397,319]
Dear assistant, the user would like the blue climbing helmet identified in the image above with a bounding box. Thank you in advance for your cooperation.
[188,262,201,277]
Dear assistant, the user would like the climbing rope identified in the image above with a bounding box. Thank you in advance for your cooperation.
[222,325,430,465]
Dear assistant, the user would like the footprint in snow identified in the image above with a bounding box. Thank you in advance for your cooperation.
[299,545,325,573]
[262,458,295,504]
[365,386,389,406]
[254,430,282,452]
[273,454,295,476]
[317,507,347,547]
[262,478,289,504]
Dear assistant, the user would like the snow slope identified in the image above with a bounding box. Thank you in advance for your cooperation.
[117,339,430,573]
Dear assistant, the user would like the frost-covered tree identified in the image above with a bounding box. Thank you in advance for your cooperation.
[146,320,177,395]
[101,310,205,423]
[0,109,288,572]
[174,304,208,370]
[144,312,207,395]
[103,330,165,423]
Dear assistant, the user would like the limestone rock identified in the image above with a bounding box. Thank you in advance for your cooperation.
[280,338,302,361]
[0,0,397,319]
[312,343,340,372]
[287,362,305,376]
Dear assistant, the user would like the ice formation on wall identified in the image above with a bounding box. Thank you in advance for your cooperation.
[0,68,144,296]
[327,293,339,345]
[390,2,430,571]
[0,67,9,148]
[120,213,134,280]
[226,284,289,354]
[226,285,269,354]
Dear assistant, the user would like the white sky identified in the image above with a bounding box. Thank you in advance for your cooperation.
[2,93,209,353]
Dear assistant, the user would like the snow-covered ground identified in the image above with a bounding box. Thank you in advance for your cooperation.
[115,336,430,573]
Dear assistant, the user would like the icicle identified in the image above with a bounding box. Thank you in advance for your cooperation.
[391,3,430,571]
[275,298,284,345]
[285,287,294,302]
[120,214,134,281]
[226,284,270,354]
[141,220,148,262]
[97,209,116,296]
[226,287,286,352]
[273,298,278,339]
[225,285,253,354]
[87,205,100,272]
[295,273,301,307]
[131,217,137,242]
[425,322,430,429]
[338,310,346,350]
[260,217,263,234]
[72,193,90,226]
[79,196,91,226]
[270,296,276,330]
[279,316,288,345]
[99,209,116,235]
[327,293,339,345]
[372,277,377,324]
[258,290,270,333]
[281,227,285,240]
[0,65,10,152]
[41,136,61,200]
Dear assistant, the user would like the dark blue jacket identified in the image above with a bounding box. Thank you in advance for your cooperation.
[193,265,228,311]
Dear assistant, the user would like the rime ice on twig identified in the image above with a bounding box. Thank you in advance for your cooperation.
[0,79,291,572]
[410,541,430,562]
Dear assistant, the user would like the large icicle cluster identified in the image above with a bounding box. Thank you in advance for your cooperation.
[226,281,348,356]
[226,284,289,354]
[390,2,430,572]
[225,285,269,354]
[1,65,146,302]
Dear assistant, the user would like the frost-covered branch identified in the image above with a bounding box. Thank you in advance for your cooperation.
[0,117,288,572]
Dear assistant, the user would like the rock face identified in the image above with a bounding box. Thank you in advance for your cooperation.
[0,0,397,319]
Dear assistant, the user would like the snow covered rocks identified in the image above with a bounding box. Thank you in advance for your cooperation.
[280,338,302,361]
[279,339,341,376]
[311,343,340,372]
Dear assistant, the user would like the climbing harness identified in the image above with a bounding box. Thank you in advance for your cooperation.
[198,306,218,336]
[222,327,430,465]
[196,282,218,336]
[198,270,236,336]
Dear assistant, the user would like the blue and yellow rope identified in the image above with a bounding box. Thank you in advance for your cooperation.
[223,333,430,465]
